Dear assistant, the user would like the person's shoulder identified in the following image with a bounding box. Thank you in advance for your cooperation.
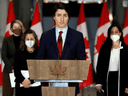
[121,43,128,54]
[68,27,81,33]
[122,43,128,49]
[68,27,83,36]
[3,35,13,41]
[99,43,108,52]
[4,35,12,39]
[43,28,55,35]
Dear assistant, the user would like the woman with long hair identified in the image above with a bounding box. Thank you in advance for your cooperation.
[2,20,26,96]
[96,24,128,96]
[14,30,41,96]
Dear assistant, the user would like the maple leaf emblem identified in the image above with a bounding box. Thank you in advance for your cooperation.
[85,52,89,59]
[95,33,107,54]
[5,31,12,37]
[84,37,89,49]
[84,37,90,59]
[124,34,128,45]
[49,62,67,78]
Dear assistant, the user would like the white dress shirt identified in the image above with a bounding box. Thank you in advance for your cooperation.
[55,26,68,48]
[108,48,120,71]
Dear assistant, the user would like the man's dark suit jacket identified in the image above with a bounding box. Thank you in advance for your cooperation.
[37,27,86,95]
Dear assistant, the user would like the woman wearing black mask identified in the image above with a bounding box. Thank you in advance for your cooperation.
[1,20,26,96]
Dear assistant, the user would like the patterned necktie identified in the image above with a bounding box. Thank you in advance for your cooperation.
[57,31,63,57]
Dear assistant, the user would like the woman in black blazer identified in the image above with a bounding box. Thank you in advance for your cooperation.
[14,30,41,96]
[96,24,128,96]
[1,20,25,96]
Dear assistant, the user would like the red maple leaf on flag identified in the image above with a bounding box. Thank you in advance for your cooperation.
[5,31,12,37]
[95,33,107,54]
[85,52,89,59]
[124,34,128,45]
[84,37,89,59]
[84,37,89,49]
[0,64,2,86]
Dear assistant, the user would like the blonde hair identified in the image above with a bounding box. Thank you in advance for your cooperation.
[10,20,26,39]
[10,20,26,34]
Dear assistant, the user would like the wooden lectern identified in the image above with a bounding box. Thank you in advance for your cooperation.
[27,60,90,96]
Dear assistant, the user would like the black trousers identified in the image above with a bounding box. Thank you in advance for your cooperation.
[108,71,118,96]
[15,83,42,96]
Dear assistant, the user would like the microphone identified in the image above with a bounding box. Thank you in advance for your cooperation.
[58,38,62,43]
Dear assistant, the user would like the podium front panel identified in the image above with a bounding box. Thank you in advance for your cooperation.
[42,87,75,96]
[27,60,90,80]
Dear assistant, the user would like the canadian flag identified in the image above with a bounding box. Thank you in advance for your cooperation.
[5,0,16,37]
[0,58,4,86]
[93,1,111,72]
[0,59,2,86]
[76,3,93,89]
[30,0,43,42]
[0,0,16,86]
[123,5,128,45]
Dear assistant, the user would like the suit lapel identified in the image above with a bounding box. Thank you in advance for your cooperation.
[61,27,72,58]
[50,28,58,57]
[120,43,124,67]
[104,46,111,73]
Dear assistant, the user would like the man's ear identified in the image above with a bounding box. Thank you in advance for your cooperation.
[53,16,55,21]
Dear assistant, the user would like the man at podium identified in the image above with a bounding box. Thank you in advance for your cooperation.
[37,2,86,96]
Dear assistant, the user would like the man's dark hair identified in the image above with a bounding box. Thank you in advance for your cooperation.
[52,2,71,18]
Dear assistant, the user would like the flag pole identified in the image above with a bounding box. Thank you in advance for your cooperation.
[78,3,84,96]
[79,3,87,96]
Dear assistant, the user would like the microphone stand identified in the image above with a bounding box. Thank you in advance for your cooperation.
[58,38,62,60]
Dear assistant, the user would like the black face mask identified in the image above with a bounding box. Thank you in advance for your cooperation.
[13,29,22,36]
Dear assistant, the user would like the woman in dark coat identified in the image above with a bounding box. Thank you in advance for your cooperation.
[96,24,128,96]
[1,20,25,96]
[14,30,41,96]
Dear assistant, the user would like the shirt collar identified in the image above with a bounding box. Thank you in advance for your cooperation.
[55,26,68,34]
[111,41,123,50]
[120,41,123,49]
